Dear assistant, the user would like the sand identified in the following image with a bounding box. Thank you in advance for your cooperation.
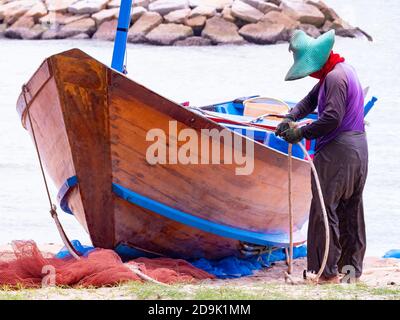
[1,243,400,300]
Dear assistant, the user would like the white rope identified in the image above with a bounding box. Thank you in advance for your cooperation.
[22,85,82,261]
[23,85,168,286]
[287,144,294,275]
[297,142,330,282]
[127,264,169,287]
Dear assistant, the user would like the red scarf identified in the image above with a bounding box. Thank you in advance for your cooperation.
[310,51,345,82]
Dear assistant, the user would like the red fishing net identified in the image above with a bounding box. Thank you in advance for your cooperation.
[0,241,214,289]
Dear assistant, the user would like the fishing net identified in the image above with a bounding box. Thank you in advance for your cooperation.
[0,241,214,289]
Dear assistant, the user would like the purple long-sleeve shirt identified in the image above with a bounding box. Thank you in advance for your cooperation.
[289,63,365,152]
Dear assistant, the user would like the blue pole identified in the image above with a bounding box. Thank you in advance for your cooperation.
[111,0,133,73]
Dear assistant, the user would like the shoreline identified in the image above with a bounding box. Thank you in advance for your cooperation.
[0,0,371,46]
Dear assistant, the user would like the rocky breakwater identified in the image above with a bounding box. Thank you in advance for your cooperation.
[0,0,372,45]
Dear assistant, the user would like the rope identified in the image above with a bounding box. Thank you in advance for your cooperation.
[22,85,81,261]
[127,264,169,286]
[193,104,330,283]
[297,142,330,282]
[287,144,293,275]
[22,85,168,285]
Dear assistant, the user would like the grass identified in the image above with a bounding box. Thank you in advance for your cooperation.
[1,282,399,300]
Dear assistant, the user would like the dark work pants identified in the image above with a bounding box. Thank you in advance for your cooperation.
[307,131,368,278]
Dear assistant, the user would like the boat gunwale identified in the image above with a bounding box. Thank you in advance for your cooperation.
[107,59,310,166]
[17,59,53,129]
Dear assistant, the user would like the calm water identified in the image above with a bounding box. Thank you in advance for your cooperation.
[0,0,398,256]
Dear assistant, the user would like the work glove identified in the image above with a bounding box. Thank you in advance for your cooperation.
[282,127,304,144]
[275,116,295,137]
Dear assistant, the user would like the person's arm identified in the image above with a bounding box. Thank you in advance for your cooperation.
[301,72,347,140]
[288,83,320,121]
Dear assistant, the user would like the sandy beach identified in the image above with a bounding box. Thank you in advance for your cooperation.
[1,243,400,300]
[1,0,399,302]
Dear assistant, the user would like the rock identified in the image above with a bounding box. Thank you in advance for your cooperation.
[321,19,332,33]
[201,16,244,44]
[184,15,206,34]
[268,0,282,5]
[145,23,193,45]
[107,0,120,7]
[0,23,6,38]
[92,8,120,26]
[281,0,325,27]
[93,19,117,40]
[68,0,109,15]
[189,5,216,18]
[239,21,285,44]
[24,2,48,22]
[261,10,299,29]
[221,6,235,22]
[70,32,91,39]
[41,29,59,39]
[320,17,352,34]
[231,0,264,23]
[164,8,191,23]
[108,0,150,8]
[128,11,162,43]
[335,27,364,39]
[24,24,49,39]
[306,0,339,21]
[46,0,78,12]
[131,6,147,22]
[5,16,48,40]
[57,17,97,38]
[242,0,281,14]
[0,0,37,25]
[135,0,151,8]
[40,13,90,26]
[189,0,233,10]
[148,0,189,16]
[107,0,121,8]
[331,18,352,30]
[4,16,34,39]
[298,23,320,38]
[174,36,212,45]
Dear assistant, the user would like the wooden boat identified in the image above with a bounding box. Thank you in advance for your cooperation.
[16,49,319,260]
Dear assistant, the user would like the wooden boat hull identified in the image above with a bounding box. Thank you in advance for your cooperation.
[17,49,311,260]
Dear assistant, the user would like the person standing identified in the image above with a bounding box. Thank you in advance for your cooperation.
[276,30,368,283]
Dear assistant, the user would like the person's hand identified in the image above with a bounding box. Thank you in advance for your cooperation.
[275,117,294,137]
[282,127,304,144]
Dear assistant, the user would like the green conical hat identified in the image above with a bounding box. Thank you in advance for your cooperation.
[285,30,335,81]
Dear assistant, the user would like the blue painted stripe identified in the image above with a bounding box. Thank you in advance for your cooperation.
[112,183,302,247]
[57,176,78,215]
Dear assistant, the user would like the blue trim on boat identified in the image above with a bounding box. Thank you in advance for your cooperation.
[111,0,132,72]
[57,176,78,215]
[112,183,299,247]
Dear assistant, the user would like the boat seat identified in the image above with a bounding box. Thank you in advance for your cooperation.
[243,97,289,120]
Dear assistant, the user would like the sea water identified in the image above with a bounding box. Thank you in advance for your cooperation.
[0,0,398,256]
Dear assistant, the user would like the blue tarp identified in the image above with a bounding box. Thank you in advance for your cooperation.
[383,249,400,259]
[191,246,307,279]
[56,241,307,279]
[56,240,95,259]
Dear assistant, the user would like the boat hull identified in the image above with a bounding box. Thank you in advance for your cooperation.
[17,49,311,260]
